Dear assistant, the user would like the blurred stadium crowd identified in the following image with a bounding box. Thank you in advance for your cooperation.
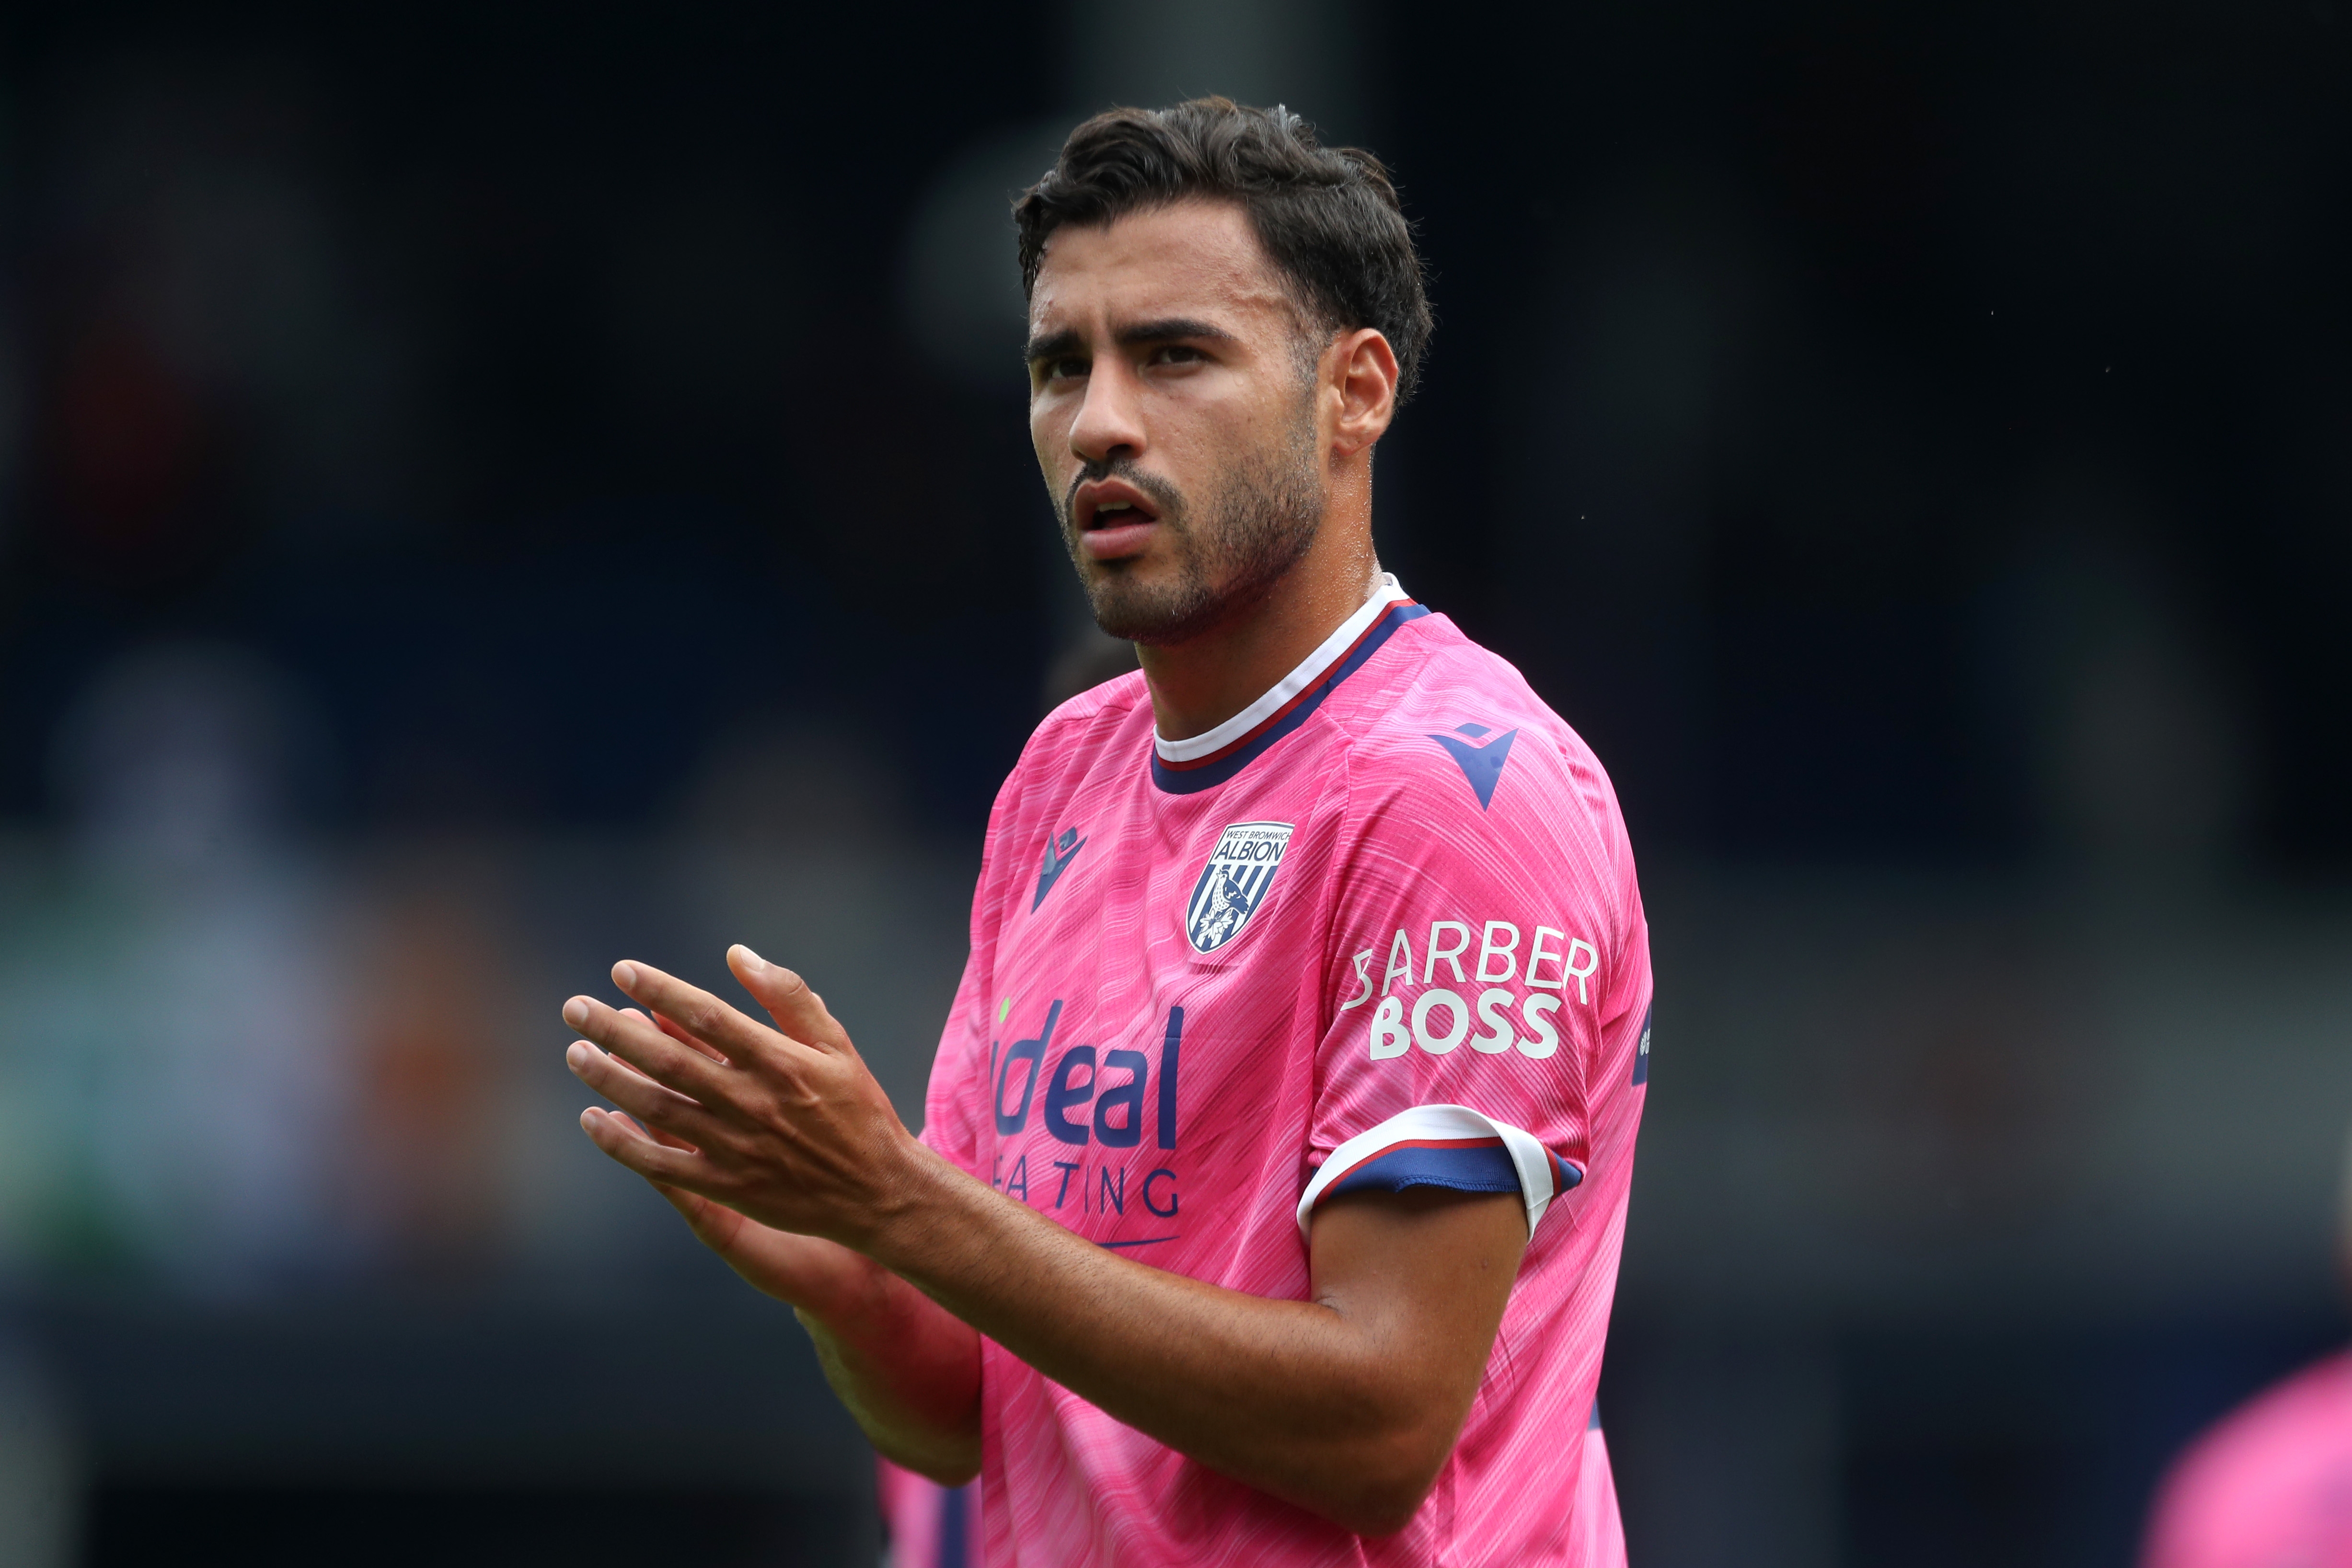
[0,1,2348,1564]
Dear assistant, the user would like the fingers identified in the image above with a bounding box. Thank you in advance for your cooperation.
[636,1113,701,1153]
[587,1108,721,1220]
[607,960,800,1066]
[567,1039,721,1140]
[650,1009,728,1064]
[588,1103,701,1155]
[628,1006,725,1066]
[563,993,732,1100]
[608,1012,675,1079]
[650,1171,738,1245]
[579,1105,711,1188]
[728,945,855,1055]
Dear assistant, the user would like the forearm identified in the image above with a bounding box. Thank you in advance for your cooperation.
[560,958,1505,1530]
[796,1255,983,1482]
[644,1176,982,1482]
[865,1152,1466,1528]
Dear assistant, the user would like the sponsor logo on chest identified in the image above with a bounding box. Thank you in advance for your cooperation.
[1184,821,1294,954]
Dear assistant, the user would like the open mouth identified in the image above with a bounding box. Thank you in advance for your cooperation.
[1074,478,1162,533]
[1072,476,1165,562]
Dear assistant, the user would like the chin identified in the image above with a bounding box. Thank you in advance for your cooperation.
[1089,578,1223,646]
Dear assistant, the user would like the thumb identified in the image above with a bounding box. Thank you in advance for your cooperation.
[727,944,855,1055]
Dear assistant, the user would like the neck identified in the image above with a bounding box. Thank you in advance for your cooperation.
[1137,520,1383,743]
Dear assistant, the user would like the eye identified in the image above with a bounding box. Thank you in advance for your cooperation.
[1151,345,1205,366]
[1042,356,1089,382]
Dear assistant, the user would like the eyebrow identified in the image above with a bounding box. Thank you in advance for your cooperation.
[1024,327,1083,366]
[1023,317,1238,365]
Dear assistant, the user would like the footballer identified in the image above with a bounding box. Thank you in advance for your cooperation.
[562,99,1652,1564]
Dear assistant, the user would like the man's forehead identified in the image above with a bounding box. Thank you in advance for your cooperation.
[1027,199,1290,335]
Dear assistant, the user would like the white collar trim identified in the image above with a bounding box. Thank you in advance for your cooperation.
[1153,574,1412,763]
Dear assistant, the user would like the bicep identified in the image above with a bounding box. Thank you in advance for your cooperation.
[1307,1187,1527,1421]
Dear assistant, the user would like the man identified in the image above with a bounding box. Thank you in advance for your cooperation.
[561,99,1651,1564]
[2139,1127,2352,1568]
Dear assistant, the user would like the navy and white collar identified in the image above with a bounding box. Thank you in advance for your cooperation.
[1149,574,1427,795]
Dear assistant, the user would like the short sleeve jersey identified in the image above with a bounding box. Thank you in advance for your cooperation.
[922,579,1651,1567]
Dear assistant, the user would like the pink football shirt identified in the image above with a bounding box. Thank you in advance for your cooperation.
[880,1458,985,1568]
[922,577,1651,1565]
[2143,1349,2352,1568]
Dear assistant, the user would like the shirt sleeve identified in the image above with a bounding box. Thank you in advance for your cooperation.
[1299,734,1648,1239]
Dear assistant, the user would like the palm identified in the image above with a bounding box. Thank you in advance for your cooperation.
[654,1176,860,1303]
[575,982,889,1308]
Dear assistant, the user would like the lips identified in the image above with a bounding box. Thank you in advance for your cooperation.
[1073,477,1161,534]
[1072,476,1163,563]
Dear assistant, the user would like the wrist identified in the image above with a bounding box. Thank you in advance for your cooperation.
[854,1134,983,1281]
[787,1240,894,1325]
[792,1211,942,1351]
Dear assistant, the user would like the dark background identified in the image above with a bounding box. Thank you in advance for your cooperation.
[0,2,2346,1564]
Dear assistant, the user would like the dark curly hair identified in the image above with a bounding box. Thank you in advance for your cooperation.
[1014,98,1435,404]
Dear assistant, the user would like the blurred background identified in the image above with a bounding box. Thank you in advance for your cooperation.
[0,0,2346,1563]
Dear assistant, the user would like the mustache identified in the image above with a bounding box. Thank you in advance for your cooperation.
[1061,456,1185,527]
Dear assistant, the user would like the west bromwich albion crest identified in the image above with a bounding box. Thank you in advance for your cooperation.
[1185,821,1295,954]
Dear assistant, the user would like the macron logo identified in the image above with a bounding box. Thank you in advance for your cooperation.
[1428,723,1521,810]
[1032,827,1087,911]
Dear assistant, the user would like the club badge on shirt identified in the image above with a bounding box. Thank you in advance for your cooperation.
[1184,820,1295,955]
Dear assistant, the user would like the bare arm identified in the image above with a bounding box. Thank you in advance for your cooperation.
[592,1005,980,1479]
[568,948,1525,1534]
[624,1149,982,1480]
[869,1157,1523,1533]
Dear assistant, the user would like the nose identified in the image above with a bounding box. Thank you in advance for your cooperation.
[1067,357,1147,467]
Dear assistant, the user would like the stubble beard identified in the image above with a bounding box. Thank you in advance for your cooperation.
[1057,403,1326,648]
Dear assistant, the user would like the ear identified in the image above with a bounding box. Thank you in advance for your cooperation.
[1326,328,1400,458]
